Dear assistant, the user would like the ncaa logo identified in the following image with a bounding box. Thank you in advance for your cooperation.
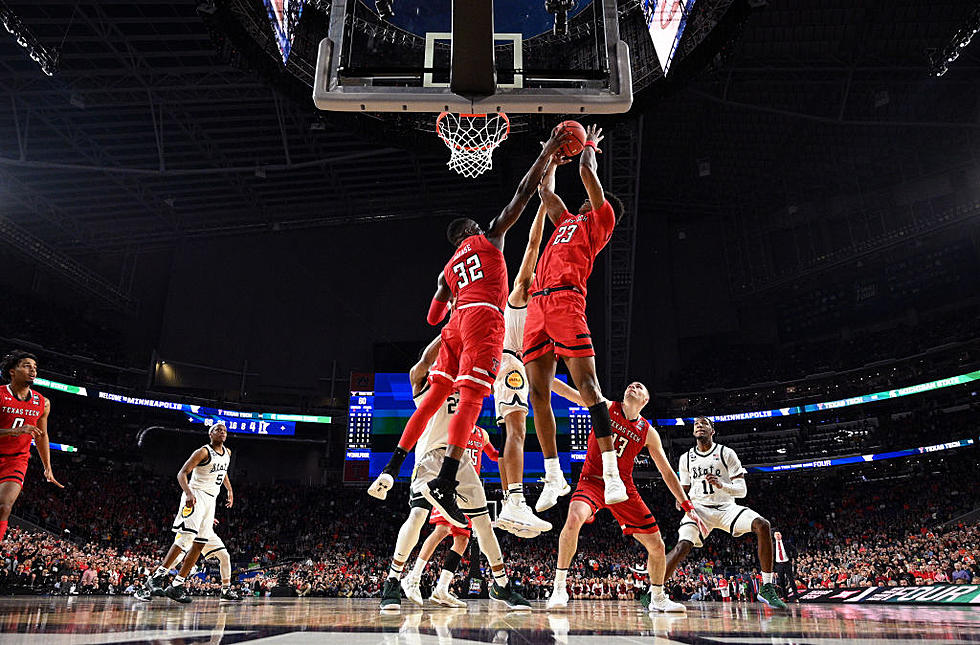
[181,505,194,518]
[506,370,525,389]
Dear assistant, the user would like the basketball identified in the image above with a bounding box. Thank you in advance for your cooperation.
[553,120,587,157]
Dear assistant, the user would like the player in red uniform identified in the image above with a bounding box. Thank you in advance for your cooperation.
[0,351,64,542]
[523,125,629,513]
[373,129,569,528]
[545,379,708,613]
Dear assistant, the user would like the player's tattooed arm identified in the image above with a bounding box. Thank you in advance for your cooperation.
[486,130,568,248]
[177,447,209,506]
[579,124,606,209]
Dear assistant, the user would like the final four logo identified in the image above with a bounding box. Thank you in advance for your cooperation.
[505,370,525,389]
[181,505,194,518]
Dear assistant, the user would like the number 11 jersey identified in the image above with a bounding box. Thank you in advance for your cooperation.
[443,234,508,312]
[679,443,746,506]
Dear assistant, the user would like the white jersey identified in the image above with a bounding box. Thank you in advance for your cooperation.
[189,444,230,497]
[679,442,746,506]
[502,303,526,354]
[413,385,459,458]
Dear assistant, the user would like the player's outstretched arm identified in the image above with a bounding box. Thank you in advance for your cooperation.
[482,430,499,462]
[35,399,63,488]
[538,156,570,226]
[645,428,689,505]
[550,378,608,408]
[510,200,549,306]
[426,272,452,326]
[579,124,606,209]
[485,130,568,249]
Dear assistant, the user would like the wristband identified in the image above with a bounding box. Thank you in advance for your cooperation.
[426,298,449,325]
[681,500,695,513]
[584,140,602,154]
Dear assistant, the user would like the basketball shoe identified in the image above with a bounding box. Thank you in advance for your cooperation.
[535,474,571,512]
[368,473,394,500]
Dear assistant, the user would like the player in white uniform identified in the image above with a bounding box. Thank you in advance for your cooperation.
[141,423,239,604]
[368,337,531,611]
[663,417,786,608]
[493,201,552,535]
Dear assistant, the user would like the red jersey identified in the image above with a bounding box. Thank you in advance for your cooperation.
[533,199,615,297]
[580,401,649,487]
[463,425,499,473]
[443,234,508,312]
[0,385,46,457]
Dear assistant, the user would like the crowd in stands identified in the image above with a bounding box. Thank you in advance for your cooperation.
[3,442,976,600]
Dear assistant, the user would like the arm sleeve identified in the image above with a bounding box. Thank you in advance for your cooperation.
[725,447,747,478]
[678,452,690,486]
[724,477,747,498]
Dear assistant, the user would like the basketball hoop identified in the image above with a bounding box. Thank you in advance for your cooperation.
[436,112,510,178]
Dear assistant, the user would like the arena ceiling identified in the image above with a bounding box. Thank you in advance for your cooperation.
[0,0,976,273]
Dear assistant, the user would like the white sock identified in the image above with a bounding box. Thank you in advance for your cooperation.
[649,583,665,598]
[544,457,562,479]
[507,483,524,503]
[554,568,567,589]
[492,568,509,588]
[762,571,774,585]
[601,450,618,476]
[437,569,453,590]
[171,575,185,587]
[410,558,427,580]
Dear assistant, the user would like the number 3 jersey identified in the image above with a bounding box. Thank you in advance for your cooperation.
[189,444,230,497]
[580,401,650,488]
[533,199,615,298]
[679,443,746,506]
[443,234,508,313]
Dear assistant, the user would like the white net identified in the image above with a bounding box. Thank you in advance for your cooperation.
[436,112,510,178]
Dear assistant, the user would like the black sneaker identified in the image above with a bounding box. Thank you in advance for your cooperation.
[164,584,192,604]
[490,582,531,610]
[379,578,402,612]
[147,574,168,598]
[421,477,468,528]
[219,588,242,602]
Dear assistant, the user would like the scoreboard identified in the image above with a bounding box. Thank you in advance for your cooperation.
[344,372,587,483]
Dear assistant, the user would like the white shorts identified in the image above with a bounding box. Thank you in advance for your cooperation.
[677,502,761,548]
[493,352,529,424]
[408,449,488,514]
[172,489,218,543]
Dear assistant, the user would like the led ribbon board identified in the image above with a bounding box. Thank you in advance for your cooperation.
[186,413,295,436]
[643,0,697,76]
[746,438,975,473]
[657,370,980,426]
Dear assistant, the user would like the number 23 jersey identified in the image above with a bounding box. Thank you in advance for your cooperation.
[443,234,508,312]
[533,199,615,298]
[679,443,746,505]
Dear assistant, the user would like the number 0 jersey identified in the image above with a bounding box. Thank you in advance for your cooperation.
[580,401,650,488]
[533,199,615,297]
[189,444,230,497]
[679,442,746,505]
[0,385,46,457]
[443,234,508,313]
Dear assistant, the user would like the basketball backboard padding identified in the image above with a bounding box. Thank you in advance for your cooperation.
[312,0,633,114]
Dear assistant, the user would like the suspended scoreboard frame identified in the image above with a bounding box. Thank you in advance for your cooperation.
[313,0,632,114]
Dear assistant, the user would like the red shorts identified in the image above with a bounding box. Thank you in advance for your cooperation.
[570,476,659,535]
[523,290,594,363]
[431,304,504,395]
[430,508,472,538]
[0,453,30,487]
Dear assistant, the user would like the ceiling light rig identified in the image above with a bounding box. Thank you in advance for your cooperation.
[0,2,59,76]
[930,5,979,77]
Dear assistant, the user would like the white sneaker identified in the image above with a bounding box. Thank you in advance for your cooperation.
[368,473,394,500]
[648,592,686,613]
[431,587,467,608]
[401,575,423,606]
[512,527,542,539]
[499,498,552,533]
[535,476,571,512]
[603,473,628,505]
[546,586,569,610]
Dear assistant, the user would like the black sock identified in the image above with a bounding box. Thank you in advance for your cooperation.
[438,456,461,482]
[384,447,409,476]
[588,402,612,439]
[443,550,463,574]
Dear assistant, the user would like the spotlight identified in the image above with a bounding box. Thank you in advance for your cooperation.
[375,0,394,21]
[545,0,577,38]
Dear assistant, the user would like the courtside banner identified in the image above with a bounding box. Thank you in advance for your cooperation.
[799,585,980,604]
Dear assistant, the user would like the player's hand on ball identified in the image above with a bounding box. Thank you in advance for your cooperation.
[542,129,569,155]
[18,424,43,439]
[44,468,64,488]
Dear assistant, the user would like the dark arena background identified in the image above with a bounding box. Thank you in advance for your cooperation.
[0,0,978,643]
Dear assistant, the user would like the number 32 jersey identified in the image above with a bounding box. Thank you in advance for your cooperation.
[679,443,746,506]
[443,234,508,312]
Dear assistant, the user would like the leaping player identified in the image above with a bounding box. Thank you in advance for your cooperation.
[141,422,239,603]
[662,417,787,609]
[372,128,567,527]
[524,126,629,513]
[544,380,707,613]
[0,351,64,544]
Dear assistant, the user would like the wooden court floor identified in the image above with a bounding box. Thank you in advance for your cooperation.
[0,596,977,644]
